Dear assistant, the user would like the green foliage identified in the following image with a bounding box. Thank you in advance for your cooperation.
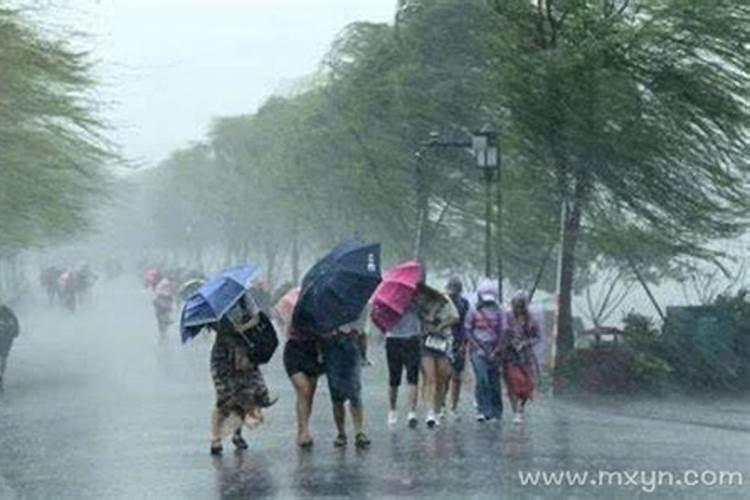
[0,6,113,252]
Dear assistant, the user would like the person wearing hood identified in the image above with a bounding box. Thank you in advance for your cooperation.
[0,302,20,392]
[464,281,505,422]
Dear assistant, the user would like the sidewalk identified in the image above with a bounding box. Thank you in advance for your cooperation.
[557,392,750,433]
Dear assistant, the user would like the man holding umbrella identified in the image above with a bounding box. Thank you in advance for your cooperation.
[292,240,382,449]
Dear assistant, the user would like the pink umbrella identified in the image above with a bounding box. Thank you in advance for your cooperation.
[370,260,424,333]
[274,287,300,328]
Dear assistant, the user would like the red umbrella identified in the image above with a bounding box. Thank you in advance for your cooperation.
[370,260,424,333]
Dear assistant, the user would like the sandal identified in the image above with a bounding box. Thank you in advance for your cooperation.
[232,434,249,450]
[333,433,347,448]
[298,438,314,450]
[354,432,371,449]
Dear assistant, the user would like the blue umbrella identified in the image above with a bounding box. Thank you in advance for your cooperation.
[293,240,382,335]
[180,264,259,343]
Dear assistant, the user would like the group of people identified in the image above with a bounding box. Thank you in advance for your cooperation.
[202,268,541,456]
[39,264,97,312]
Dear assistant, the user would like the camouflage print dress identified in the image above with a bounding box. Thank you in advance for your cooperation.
[210,322,270,418]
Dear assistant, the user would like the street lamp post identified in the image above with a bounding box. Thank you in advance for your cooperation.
[472,129,501,302]
[421,128,501,302]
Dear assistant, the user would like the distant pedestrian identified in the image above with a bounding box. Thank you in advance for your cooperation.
[153,277,174,343]
[385,302,421,428]
[446,276,470,420]
[0,303,20,391]
[320,309,371,449]
[209,292,277,455]
[465,282,505,422]
[504,292,540,424]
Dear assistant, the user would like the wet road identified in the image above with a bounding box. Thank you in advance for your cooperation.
[1,279,748,499]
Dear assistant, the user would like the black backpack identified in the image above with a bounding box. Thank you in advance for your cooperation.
[240,312,279,365]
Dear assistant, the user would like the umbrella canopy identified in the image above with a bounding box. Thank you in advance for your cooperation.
[274,287,300,328]
[178,278,205,302]
[180,264,259,343]
[292,240,382,335]
[370,260,424,333]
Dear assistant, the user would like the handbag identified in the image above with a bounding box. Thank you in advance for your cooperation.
[503,361,534,401]
[240,312,279,365]
[424,333,451,355]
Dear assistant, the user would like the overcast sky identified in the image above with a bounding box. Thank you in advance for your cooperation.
[47,0,394,165]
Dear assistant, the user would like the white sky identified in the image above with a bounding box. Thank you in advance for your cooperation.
[43,0,395,165]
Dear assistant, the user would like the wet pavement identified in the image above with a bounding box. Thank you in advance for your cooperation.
[1,278,749,499]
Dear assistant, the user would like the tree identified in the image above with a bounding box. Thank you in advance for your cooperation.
[489,0,750,367]
[0,7,113,252]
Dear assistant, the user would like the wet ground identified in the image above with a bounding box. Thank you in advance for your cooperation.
[1,278,749,499]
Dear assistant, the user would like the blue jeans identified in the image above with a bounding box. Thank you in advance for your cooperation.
[471,352,503,419]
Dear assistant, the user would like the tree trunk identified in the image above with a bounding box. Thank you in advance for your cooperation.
[554,195,582,370]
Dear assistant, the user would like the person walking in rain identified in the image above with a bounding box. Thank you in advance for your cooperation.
[504,292,541,424]
[209,292,277,455]
[0,302,20,392]
[415,284,459,428]
[283,324,323,448]
[446,276,470,419]
[465,281,505,422]
[320,308,371,449]
[385,301,421,428]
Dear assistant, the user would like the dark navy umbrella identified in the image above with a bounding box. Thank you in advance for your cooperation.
[292,240,382,335]
[180,264,259,343]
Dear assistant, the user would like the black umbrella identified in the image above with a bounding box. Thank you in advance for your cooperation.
[292,240,382,335]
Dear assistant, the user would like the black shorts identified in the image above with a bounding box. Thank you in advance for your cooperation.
[386,336,421,387]
[283,339,323,379]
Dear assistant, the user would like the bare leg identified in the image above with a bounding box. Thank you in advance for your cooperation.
[421,356,438,416]
[450,370,462,411]
[209,407,225,449]
[407,383,419,412]
[333,402,346,437]
[290,373,317,445]
[435,358,452,413]
[350,403,365,435]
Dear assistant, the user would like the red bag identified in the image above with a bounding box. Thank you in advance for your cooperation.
[504,362,534,401]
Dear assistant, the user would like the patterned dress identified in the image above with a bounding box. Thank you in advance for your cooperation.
[210,304,270,417]
[504,312,541,383]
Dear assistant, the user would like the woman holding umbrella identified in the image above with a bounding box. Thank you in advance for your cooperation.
[209,291,277,455]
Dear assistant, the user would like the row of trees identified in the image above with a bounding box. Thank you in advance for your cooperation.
[0,6,113,256]
[137,0,750,364]
[0,5,113,300]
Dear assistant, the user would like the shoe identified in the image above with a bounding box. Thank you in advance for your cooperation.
[476,414,487,423]
[333,433,347,448]
[425,412,438,429]
[449,410,462,422]
[355,432,371,449]
[387,410,398,427]
[210,443,223,456]
[298,438,314,450]
[407,411,418,428]
[438,409,447,421]
[260,394,279,409]
[232,434,249,450]
[513,412,523,424]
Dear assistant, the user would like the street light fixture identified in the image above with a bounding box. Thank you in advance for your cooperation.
[471,128,502,302]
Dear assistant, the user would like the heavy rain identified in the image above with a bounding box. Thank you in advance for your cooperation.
[1,1,749,499]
